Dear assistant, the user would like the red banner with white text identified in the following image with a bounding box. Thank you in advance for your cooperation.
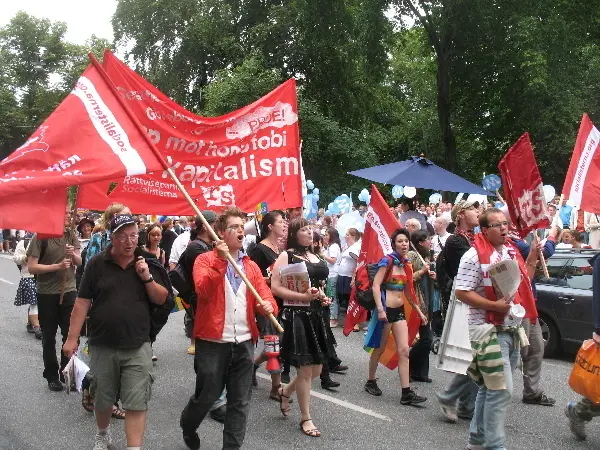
[498,133,550,238]
[562,114,600,213]
[78,51,302,214]
[343,185,421,345]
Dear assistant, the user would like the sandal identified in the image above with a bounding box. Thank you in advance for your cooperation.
[270,385,293,403]
[111,405,126,419]
[278,386,292,418]
[81,388,94,413]
[300,419,321,437]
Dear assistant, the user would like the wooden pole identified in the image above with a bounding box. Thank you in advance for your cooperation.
[60,187,78,304]
[496,190,506,205]
[532,231,550,278]
[88,53,283,333]
[408,242,429,323]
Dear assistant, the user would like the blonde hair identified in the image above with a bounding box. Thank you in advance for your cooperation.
[101,203,128,228]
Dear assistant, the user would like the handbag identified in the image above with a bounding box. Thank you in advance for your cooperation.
[568,340,600,404]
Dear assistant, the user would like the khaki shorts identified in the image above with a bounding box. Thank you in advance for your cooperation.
[89,342,154,411]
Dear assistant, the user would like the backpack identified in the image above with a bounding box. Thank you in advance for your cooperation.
[146,256,176,342]
[168,240,211,302]
[354,255,394,310]
[436,234,468,311]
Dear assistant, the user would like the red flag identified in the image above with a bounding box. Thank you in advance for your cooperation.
[498,133,550,238]
[78,50,302,213]
[343,185,421,345]
[0,61,165,198]
[562,114,600,213]
[0,188,67,237]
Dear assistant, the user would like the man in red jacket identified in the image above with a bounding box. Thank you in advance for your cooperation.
[179,207,277,450]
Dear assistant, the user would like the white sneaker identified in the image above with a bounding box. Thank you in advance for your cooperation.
[93,432,112,450]
[439,402,458,423]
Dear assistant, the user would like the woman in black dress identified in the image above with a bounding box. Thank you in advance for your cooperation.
[247,210,287,400]
[270,218,334,438]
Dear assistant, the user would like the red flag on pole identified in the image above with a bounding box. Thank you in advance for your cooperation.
[0,61,165,199]
[562,114,600,213]
[0,188,67,237]
[498,133,550,238]
[343,185,421,344]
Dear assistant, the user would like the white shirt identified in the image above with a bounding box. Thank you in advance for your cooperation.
[206,279,251,344]
[326,243,341,278]
[338,241,361,277]
[432,232,451,259]
[454,246,512,325]
[169,231,191,265]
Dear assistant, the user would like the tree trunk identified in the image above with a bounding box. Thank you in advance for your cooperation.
[436,55,457,172]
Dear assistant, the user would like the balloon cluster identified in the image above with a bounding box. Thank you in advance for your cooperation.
[326,194,353,215]
[358,188,371,205]
[303,180,319,219]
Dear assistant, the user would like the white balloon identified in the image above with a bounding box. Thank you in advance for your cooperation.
[543,185,556,203]
[403,186,416,198]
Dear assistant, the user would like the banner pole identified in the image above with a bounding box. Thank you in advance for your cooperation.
[88,53,283,333]
[532,231,550,278]
[407,242,429,323]
[496,189,506,204]
[60,187,78,304]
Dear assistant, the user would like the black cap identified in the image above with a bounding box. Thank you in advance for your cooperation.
[194,211,217,229]
[110,214,136,233]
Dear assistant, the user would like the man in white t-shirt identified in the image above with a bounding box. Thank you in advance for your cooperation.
[454,208,539,450]
[432,216,451,259]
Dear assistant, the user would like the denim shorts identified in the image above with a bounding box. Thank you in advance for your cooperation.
[89,341,154,411]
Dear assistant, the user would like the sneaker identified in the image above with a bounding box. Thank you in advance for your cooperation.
[466,444,484,450]
[93,431,112,450]
[400,389,427,405]
[438,402,458,423]
[47,379,64,392]
[330,364,348,374]
[523,392,555,406]
[209,404,226,423]
[26,323,34,333]
[33,326,43,340]
[182,429,201,450]
[152,352,158,362]
[565,402,587,440]
[364,379,382,396]
[281,372,290,384]
[321,378,341,390]
[457,409,474,420]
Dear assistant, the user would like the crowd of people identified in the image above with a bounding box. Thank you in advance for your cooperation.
[4,193,600,450]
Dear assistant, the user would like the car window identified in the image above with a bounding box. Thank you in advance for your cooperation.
[535,257,569,284]
[563,259,593,290]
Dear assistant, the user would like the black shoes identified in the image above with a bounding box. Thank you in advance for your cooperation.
[321,378,341,390]
[47,380,64,392]
[400,389,427,405]
[182,430,201,450]
[33,326,42,340]
[523,392,556,406]
[364,379,382,396]
[329,365,348,374]
[209,404,226,423]
[410,375,433,383]
[281,372,290,384]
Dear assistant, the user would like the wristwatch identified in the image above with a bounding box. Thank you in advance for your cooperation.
[142,276,154,284]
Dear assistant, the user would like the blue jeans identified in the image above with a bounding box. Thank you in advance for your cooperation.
[469,332,520,450]
[327,277,339,320]
[210,389,226,411]
[437,373,479,415]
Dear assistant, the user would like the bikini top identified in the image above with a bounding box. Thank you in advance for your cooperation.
[382,274,407,291]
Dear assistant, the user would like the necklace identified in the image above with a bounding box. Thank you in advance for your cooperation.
[263,238,281,255]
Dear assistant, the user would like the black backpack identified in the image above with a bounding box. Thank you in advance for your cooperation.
[354,256,394,310]
[168,240,211,302]
[146,256,175,342]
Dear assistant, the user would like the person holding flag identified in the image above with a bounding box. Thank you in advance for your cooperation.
[365,228,428,405]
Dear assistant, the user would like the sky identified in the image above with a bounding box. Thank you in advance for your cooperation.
[1,1,117,45]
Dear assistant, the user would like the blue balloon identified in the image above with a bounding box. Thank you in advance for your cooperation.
[392,185,404,199]
[306,180,315,190]
[333,194,352,214]
[429,193,442,204]
[312,187,319,195]
[313,194,320,202]
[482,174,502,192]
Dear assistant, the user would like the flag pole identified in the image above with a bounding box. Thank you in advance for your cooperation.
[60,187,78,304]
[88,53,283,333]
[407,242,429,323]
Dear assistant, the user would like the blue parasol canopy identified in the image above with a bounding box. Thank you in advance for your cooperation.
[348,156,491,195]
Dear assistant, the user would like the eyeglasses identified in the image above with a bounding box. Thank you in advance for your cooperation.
[226,224,244,232]
[486,221,509,229]
[114,233,139,242]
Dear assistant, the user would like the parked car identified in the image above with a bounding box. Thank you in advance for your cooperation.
[534,248,598,357]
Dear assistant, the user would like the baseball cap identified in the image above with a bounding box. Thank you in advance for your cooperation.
[110,214,137,232]
[194,211,217,229]
[451,200,480,223]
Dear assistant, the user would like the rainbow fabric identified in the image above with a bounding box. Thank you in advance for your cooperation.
[171,296,187,313]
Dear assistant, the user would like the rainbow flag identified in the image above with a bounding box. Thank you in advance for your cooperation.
[171,296,187,313]
[256,202,268,222]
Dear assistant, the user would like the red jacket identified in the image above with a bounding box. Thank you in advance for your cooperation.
[192,249,278,343]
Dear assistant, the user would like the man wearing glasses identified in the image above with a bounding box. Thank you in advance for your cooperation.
[455,208,540,450]
[63,214,169,450]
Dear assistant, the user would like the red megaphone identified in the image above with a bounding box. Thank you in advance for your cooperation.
[264,335,280,372]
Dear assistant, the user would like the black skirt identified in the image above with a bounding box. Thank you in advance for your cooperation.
[14,277,37,306]
[280,302,336,367]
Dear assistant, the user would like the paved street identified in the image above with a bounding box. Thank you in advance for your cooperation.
[0,253,598,450]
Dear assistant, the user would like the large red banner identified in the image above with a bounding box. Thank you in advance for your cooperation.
[0,62,164,199]
[562,114,600,213]
[343,185,421,345]
[78,50,302,214]
[498,133,550,237]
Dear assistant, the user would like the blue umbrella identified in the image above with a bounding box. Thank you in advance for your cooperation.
[348,156,491,195]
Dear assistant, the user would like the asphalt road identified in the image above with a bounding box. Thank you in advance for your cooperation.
[0,253,598,450]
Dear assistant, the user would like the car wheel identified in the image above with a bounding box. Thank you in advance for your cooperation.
[539,314,560,357]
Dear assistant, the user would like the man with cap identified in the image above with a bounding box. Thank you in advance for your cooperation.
[63,214,169,450]
[436,200,481,423]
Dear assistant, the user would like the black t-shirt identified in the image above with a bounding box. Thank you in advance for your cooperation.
[160,229,178,264]
[248,242,279,277]
[444,234,471,279]
[78,246,167,349]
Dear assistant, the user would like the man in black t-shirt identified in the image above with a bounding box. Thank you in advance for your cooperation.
[63,214,168,450]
